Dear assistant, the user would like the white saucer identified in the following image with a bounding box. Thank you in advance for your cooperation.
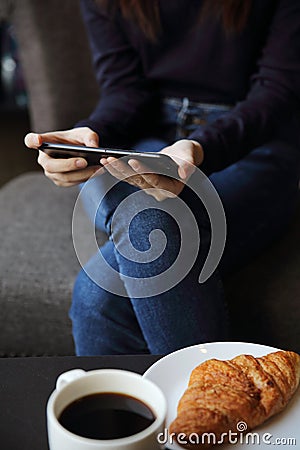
[143,342,300,449]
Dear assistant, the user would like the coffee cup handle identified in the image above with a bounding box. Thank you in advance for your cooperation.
[56,369,86,391]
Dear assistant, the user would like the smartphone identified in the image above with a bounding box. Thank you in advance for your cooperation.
[38,142,179,178]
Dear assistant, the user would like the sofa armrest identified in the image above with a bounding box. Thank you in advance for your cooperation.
[0,0,12,20]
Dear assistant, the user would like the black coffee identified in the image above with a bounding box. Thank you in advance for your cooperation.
[58,392,156,439]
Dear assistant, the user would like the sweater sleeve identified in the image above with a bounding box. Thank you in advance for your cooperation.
[75,0,156,146]
[189,0,300,173]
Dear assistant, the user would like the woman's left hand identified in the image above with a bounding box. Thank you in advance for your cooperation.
[100,139,204,201]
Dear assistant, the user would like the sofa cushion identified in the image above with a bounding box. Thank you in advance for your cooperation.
[226,197,300,353]
[0,172,87,355]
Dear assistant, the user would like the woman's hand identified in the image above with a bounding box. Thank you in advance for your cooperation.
[100,139,204,201]
[24,127,101,187]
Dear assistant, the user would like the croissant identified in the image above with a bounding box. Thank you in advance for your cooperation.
[169,350,300,449]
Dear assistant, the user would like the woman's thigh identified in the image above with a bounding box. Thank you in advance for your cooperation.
[209,140,300,278]
[80,136,299,281]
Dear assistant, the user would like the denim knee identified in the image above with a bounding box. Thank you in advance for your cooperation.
[110,204,182,279]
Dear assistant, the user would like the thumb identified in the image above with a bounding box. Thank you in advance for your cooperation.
[178,159,196,180]
[24,132,42,149]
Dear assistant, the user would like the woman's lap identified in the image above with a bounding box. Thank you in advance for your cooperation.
[71,137,300,354]
[78,137,168,232]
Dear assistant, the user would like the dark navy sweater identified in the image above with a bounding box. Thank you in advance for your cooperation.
[77,0,300,173]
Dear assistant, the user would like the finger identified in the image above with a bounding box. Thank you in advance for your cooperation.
[63,127,99,147]
[161,143,198,180]
[161,150,195,180]
[25,130,73,148]
[25,128,99,149]
[101,157,154,189]
[101,157,136,181]
[38,151,88,173]
[45,166,101,186]
[128,159,183,196]
[127,158,162,184]
[143,188,174,202]
[177,160,196,180]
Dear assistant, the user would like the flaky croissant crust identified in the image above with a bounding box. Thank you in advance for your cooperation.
[169,350,300,449]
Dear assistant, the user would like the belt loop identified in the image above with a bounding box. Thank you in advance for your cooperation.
[176,97,190,140]
[178,97,189,124]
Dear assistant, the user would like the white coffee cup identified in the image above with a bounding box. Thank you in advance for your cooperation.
[47,368,167,450]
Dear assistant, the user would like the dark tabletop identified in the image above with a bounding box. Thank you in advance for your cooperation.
[0,355,162,450]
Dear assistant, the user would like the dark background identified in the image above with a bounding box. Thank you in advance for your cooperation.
[0,21,38,188]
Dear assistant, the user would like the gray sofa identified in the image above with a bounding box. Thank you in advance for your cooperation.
[0,0,99,356]
[0,0,299,356]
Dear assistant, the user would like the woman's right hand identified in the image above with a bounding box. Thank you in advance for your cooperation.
[24,127,101,187]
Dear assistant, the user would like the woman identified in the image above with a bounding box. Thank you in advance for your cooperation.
[25,0,300,355]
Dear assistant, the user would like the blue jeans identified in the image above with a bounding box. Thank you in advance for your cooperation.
[70,99,300,355]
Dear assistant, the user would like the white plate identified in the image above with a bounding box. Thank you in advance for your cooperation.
[143,342,300,449]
